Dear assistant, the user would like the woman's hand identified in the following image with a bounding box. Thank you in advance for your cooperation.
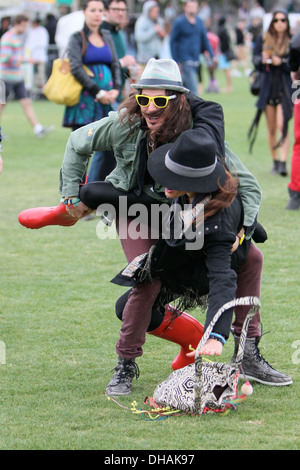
[186,338,223,358]
[262,50,271,64]
[96,89,119,105]
[106,89,120,102]
[66,201,94,219]
[272,55,282,66]
[232,227,245,253]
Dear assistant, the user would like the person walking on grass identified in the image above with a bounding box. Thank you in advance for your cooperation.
[248,9,293,176]
[0,14,53,138]
[170,0,215,96]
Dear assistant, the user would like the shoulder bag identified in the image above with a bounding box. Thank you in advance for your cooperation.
[249,69,262,96]
[153,296,260,415]
[43,31,94,107]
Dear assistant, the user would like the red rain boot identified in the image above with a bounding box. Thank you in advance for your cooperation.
[148,305,204,370]
[18,202,78,229]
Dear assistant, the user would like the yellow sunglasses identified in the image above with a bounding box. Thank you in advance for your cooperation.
[135,94,177,108]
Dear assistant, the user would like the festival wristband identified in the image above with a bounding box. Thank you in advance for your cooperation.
[60,196,81,208]
[209,332,226,346]
[237,228,245,245]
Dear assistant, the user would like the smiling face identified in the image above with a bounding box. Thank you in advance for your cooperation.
[139,89,171,131]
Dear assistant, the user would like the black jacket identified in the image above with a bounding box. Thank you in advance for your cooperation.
[146,194,248,340]
[186,92,225,160]
[112,193,250,340]
[67,23,122,97]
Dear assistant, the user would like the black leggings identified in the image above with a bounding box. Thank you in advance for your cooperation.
[79,181,157,211]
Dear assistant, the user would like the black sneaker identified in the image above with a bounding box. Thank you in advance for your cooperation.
[234,336,293,386]
[105,356,140,396]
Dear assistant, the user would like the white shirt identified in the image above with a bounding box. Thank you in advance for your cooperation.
[25,25,49,63]
[55,11,85,57]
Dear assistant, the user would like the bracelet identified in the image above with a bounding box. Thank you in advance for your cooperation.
[60,196,80,208]
[209,332,226,346]
[237,228,245,245]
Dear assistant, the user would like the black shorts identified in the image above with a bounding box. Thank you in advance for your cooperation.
[4,81,29,100]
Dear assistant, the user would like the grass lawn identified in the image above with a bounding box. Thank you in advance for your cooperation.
[0,72,299,450]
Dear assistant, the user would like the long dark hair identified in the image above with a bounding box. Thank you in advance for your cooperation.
[203,170,239,221]
[264,9,291,57]
[119,90,192,146]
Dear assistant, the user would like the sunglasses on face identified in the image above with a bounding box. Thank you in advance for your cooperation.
[108,7,127,12]
[135,94,177,108]
[273,18,287,23]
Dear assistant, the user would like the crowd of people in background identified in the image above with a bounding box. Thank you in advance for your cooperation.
[1,0,300,210]
[0,0,272,100]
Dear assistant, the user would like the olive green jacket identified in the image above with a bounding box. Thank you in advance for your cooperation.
[59,109,262,236]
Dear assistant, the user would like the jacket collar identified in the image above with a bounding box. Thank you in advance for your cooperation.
[101,21,119,33]
[83,22,103,38]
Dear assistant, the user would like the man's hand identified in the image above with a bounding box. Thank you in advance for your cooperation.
[66,201,94,219]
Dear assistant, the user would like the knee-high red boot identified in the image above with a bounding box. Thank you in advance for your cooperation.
[18,202,78,229]
[148,305,204,370]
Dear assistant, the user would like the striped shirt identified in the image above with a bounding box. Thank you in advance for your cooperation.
[0,30,24,82]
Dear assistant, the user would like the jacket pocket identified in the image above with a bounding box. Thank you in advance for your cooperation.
[113,143,138,189]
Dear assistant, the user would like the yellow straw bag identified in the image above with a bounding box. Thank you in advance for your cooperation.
[43,57,94,107]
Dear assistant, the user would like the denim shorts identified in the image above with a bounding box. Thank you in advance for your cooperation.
[4,80,29,100]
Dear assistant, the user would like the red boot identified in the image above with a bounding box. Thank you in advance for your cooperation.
[18,202,78,229]
[148,305,204,370]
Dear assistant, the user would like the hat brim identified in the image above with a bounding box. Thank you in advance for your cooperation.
[131,83,189,94]
[147,143,226,193]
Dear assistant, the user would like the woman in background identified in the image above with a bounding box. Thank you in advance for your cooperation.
[64,0,121,181]
[249,8,293,176]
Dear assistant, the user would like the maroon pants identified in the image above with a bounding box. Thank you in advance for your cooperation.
[116,279,162,358]
[233,242,262,337]
[116,219,263,358]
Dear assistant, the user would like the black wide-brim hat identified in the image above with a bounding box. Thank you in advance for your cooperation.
[147,129,226,193]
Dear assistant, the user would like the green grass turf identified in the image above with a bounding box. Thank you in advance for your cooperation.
[0,73,299,450]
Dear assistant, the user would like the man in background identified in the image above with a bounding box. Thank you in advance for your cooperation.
[102,0,138,107]
[170,0,215,95]
[0,14,53,138]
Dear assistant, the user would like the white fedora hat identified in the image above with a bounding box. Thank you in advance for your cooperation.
[131,58,189,94]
